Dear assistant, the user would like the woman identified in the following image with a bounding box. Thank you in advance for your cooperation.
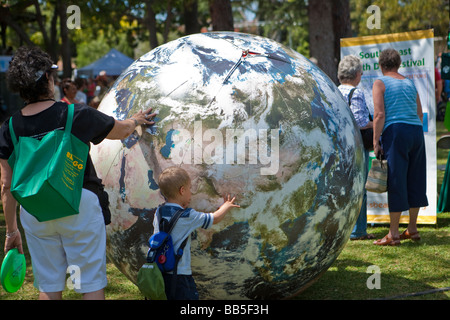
[337,55,374,241]
[372,48,428,246]
[60,78,79,104]
[0,46,155,299]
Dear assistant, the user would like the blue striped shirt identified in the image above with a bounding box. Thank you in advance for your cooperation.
[378,76,422,131]
[338,84,371,128]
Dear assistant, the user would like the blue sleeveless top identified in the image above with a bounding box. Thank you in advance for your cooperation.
[378,76,422,131]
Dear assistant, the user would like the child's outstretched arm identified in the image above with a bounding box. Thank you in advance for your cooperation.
[213,195,240,224]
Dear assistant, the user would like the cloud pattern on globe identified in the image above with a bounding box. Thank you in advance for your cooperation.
[91,32,365,299]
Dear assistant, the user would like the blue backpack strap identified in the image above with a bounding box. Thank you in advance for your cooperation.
[167,208,186,233]
[156,205,191,259]
[155,205,192,256]
[158,205,188,233]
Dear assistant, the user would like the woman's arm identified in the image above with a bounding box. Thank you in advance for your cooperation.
[372,79,385,158]
[0,159,23,254]
[106,108,156,140]
[416,93,423,123]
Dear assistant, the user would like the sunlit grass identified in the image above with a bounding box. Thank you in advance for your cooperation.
[1,122,449,300]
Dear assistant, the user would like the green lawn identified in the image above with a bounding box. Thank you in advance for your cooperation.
[1,122,449,300]
[294,212,450,300]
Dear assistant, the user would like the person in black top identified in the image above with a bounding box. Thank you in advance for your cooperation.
[0,46,155,300]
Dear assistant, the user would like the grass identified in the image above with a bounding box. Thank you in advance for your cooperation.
[294,213,450,300]
[0,123,449,300]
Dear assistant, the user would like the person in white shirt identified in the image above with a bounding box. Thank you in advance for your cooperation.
[153,166,239,300]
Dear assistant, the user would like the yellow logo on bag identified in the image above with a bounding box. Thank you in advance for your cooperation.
[66,152,84,170]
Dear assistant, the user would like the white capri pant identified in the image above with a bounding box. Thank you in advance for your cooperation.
[20,189,107,294]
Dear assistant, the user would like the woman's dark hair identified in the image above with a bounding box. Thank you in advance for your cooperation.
[6,46,56,102]
[379,48,401,71]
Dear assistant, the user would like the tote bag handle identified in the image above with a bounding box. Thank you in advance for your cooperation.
[9,104,75,147]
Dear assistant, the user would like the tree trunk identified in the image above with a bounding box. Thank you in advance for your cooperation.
[332,0,352,70]
[57,1,72,78]
[183,0,200,35]
[209,0,233,31]
[0,6,34,47]
[144,0,159,49]
[308,0,351,84]
[33,0,50,51]
[163,0,173,43]
[50,4,59,62]
[1,22,6,50]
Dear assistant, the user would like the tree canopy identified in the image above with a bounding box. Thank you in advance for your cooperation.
[0,0,448,80]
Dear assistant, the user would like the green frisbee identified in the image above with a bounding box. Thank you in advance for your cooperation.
[1,248,26,293]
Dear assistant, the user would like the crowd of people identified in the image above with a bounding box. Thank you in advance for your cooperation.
[54,71,111,109]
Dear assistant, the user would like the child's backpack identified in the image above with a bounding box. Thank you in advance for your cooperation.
[148,208,189,272]
[136,207,189,300]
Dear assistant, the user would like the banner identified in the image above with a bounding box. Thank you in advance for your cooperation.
[340,29,436,224]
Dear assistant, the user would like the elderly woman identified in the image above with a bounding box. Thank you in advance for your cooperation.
[372,48,428,246]
[0,46,155,299]
[338,55,374,241]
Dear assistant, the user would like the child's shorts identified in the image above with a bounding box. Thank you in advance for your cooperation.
[20,188,107,294]
[163,274,199,300]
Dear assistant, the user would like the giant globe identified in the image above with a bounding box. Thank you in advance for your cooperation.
[91,32,365,299]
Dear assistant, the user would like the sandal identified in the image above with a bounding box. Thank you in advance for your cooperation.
[373,235,400,246]
[399,229,421,241]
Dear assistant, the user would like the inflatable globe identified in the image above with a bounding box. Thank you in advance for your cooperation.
[91,32,366,299]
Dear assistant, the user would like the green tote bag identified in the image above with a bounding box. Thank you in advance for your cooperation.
[8,104,89,222]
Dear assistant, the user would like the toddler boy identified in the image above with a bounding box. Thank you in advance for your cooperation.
[153,166,239,300]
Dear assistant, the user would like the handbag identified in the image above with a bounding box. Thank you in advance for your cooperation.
[348,88,374,150]
[8,104,89,222]
[137,262,167,300]
[365,157,388,193]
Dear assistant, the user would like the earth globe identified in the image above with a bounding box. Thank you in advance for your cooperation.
[91,32,365,299]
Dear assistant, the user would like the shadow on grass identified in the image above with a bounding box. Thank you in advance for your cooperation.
[437,213,450,228]
[2,213,448,300]
[294,258,450,300]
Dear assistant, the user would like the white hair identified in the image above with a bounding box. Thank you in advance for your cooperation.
[337,55,363,83]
